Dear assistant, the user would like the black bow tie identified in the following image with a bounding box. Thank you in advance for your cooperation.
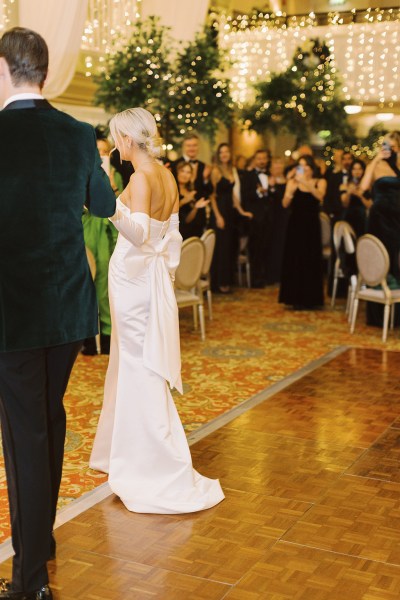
[189,160,198,164]
[257,169,267,174]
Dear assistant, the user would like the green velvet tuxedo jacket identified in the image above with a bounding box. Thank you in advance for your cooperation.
[0,99,116,352]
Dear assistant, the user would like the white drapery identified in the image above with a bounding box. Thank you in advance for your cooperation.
[19,0,88,99]
[141,0,209,42]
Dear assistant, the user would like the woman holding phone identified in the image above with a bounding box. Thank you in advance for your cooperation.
[361,132,400,282]
[279,155,327,309]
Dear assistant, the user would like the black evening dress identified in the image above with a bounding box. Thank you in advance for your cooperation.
[279,186,324,308]
[211,176,236,290]
[343,193,369,239]
[265,183,289,284]
[179,194,207,240]
[366,175,400,326]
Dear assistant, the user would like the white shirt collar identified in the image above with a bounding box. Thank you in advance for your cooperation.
[183,153,198,163]
[3,92,44,109]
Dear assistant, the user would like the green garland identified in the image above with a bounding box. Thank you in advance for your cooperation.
[243,38,355,146]
[94,17,233,147]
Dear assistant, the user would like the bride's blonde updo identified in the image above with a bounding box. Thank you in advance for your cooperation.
[109,107,164,158]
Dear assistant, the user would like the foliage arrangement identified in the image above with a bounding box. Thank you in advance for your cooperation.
[242,38,354,145]
[95,17,233,146]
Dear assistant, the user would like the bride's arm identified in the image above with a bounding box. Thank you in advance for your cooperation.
[110,172,151,246]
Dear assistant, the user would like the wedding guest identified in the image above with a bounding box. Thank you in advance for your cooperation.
[323,149,353,295]
[241,149,271,287]
[324,150,353,221]
[210,143,253,293]
[361,132,400,279]
[279,155,327,309]
[235,154,247,172]
[0,27,116,600]
[265,158,288,285]
[82,138,122,355]
[171,132,212,200]
[176,160,209,239]
[340,159,371,238]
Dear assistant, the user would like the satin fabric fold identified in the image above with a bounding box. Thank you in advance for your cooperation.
[113,200,183,394]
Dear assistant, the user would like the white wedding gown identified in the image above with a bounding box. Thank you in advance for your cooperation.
[90,197,224,513]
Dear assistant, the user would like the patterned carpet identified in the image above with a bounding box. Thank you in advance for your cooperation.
[0,285,399,541]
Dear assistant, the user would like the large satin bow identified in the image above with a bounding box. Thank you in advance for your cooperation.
[124,230,183,394]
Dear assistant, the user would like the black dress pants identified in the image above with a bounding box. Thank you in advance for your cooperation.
[0,340,82,593]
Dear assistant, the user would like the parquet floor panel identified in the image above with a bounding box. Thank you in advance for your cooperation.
[346,429,400,482]
[282,475,400,564]
[51,490,311,585]
[224,542,400,600]
[190,428,364,502]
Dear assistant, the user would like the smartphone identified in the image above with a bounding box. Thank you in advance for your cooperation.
[296,165,304,175]
[382,141,391,153]
[342,174,349,185]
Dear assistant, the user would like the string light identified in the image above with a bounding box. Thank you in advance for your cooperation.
[218,7,400,109]
[82,0,142,76]
[0,0,16,32]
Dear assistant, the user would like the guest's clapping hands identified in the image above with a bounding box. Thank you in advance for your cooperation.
[195,198,210,209]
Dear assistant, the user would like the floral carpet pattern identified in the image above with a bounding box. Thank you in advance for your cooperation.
[0,286,399,541]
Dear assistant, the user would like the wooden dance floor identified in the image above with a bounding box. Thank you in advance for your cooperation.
[2,347,400,599]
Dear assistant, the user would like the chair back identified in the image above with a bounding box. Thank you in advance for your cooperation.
[200,229,216,276]
[319,212,331,248]
[356,234,389,287]
[333,220,356,254]
[175,237,205,291]
[86,247,96,280]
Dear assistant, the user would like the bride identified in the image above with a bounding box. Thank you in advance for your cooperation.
[89,108,224,513]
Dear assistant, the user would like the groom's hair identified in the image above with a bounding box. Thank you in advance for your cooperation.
[0,27,48,88]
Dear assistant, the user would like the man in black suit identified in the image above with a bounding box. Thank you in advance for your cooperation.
[171,133,212,200]
[241,149,272,288]
[323,150,353,221]
[323,150,353,295]
[0,28,116,599]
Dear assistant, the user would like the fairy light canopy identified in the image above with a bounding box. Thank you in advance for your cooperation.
[216,7,399,110]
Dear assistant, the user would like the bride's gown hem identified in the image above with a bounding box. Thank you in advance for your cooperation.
[90,197,224,514]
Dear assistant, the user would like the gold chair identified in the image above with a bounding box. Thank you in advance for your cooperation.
[174,237,206,340]
[200,229,216,320]
[85,247,101,354]
[350,234,400,342]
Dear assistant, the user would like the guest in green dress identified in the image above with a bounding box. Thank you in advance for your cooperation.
[82,138,123,354]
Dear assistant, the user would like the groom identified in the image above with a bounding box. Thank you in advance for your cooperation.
[0,28,116,599]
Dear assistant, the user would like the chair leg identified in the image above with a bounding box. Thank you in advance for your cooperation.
[383,304,390,342]
[331,275,338,308]
[198,304,206,340]
[207,289,213,320]
[193,305,198,330]
[237,261,242,287]
[350,297,359,334]
[390,304,395,330]
[246,262,251,288]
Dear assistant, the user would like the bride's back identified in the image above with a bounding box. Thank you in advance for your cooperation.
[140,163,178,221]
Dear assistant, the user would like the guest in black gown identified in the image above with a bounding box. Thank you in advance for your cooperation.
[265,158,288,285]
[360,132,400,325]
[279,155,327,309]
[362,132,400,281]
[340,159,372,239]
[210,143,253,293]
[176,161,209,239]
